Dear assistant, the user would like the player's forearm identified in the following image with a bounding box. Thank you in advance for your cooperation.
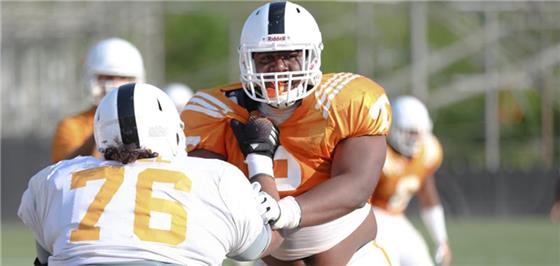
[251,174,280,200]
[417,175,441,208]
[261,230,284,257]
[187,149,226,160]
[555,176,560,202]
[296,174,374,227]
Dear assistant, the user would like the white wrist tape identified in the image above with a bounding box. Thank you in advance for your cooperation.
[421,204,448,245]
[273,196,302,230]
[246,153,274,178]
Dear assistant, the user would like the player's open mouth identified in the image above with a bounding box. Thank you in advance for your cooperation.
[266,81,289,97]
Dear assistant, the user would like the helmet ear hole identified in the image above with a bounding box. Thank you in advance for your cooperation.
[157,99,162,111]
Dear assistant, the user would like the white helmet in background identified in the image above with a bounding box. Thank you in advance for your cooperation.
[163,83,194,112]
[387,95,433,157]
[239,1,323,108]
[85,38,145,105]
[94,83,186,159]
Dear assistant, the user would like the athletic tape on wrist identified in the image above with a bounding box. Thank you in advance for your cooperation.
[421,204,448,245]
[246,153,274,177]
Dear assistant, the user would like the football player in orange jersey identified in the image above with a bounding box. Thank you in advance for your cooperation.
[51,38,145,163]
[182,1,392,265]
[370,96,452,266]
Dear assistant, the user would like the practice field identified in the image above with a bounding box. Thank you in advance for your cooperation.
[2,216,558,266]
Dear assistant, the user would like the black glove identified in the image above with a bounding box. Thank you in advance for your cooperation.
[230,116,279,158]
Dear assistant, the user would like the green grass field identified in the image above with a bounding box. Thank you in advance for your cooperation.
[2,216,559,266]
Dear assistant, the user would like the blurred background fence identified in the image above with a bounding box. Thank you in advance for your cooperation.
[2,0,559,226]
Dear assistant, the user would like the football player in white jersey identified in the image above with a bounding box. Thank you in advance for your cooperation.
[18,83,282,266]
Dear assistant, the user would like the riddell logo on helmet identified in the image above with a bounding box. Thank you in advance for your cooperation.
[267,35,287,42]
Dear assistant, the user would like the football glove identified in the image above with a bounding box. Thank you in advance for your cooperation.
[230,116,279,159]
[258,196,301,230]
[253,182,281,225]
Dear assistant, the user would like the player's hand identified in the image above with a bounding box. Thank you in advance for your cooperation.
[230,116,279,159]
[435,241,452,266]
[253,182,281,225]
[550,202,560,222]
[252,182,301,230]
[271,196,302,230]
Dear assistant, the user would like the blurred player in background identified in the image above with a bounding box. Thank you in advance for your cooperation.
[370,95,452,266]
[163,82,194,112]
[549,171,560,222]
[182,1,392,265]
[51,37,145,162]
[19,83,282,266]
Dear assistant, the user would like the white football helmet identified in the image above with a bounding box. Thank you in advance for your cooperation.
[163,83,194,112]
[387,96,433,157]
[85,38,145,105]
[239,1,323,108]
[94,83,186,159]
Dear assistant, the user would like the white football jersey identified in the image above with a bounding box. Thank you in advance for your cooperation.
[18,154,265,266]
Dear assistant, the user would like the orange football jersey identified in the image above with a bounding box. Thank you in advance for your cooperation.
[51,107,101,162]
[370,134,443,214]
[182,72,391,198]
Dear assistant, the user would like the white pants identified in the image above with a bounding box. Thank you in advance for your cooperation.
[252,241,392,266]
[373,207,433,266]
[347,240,393,266]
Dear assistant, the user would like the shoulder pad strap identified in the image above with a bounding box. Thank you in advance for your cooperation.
[225,89,260,112]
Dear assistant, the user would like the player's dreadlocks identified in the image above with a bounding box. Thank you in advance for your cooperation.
[103,142,158,164]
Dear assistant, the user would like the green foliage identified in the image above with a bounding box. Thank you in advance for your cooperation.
[165,12,230,90]
[435,95,487,168]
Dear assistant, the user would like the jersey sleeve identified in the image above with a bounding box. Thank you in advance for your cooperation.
[18,164,56,253]
[181,91,232,157]
[329,76,392,139]
[216,162,268,257]
[51,108,98,163]
[51,118,82,163]
[421,135,444,177]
